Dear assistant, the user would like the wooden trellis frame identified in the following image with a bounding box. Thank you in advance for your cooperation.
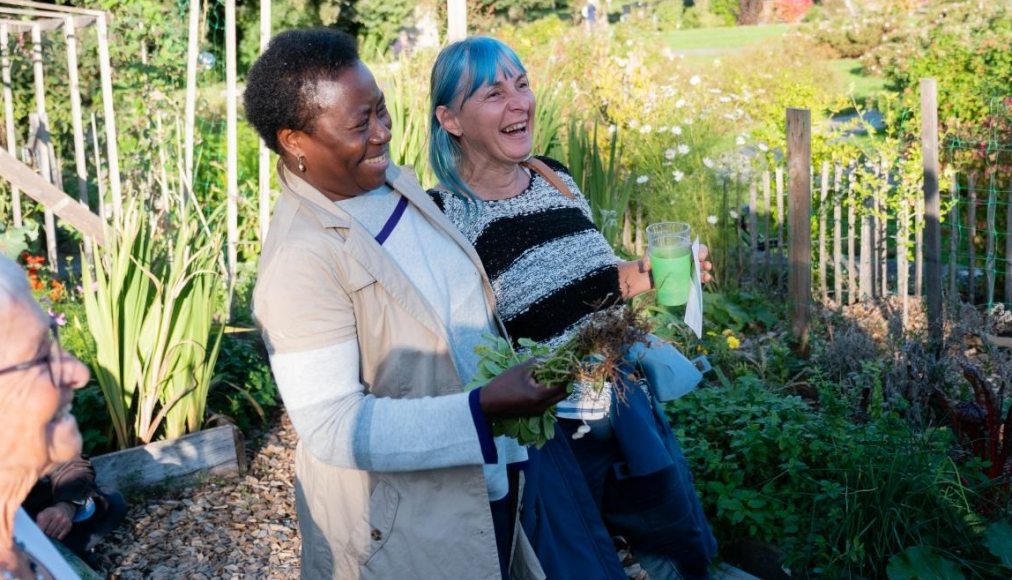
[0,0,120,257]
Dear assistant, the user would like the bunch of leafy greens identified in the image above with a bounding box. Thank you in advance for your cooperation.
[468,306,650,448]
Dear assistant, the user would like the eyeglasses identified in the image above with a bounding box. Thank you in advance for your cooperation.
[0,322,62,387]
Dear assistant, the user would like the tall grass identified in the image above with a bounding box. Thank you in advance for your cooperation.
[81,202,224,448]
[564,120,633,250]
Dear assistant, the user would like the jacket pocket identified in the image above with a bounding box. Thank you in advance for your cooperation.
[356,480,399,566]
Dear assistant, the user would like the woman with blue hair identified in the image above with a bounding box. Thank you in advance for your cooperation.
[428,36,718,580]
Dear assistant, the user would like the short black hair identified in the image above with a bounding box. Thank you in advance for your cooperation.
[244,28,359,154]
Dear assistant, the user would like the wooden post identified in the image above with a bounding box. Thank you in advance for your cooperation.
[184,0,200,202]
[1006,185,1012,305]
[258,0,271,242]
[861,194,874,301]
[819,161,828,302]
[776,166,784,287]
[848,175,857,305]
[30,27,57,269]
[721,178,729,285]
[949,173,959,301]
[0,24,21,228]
[921,78,942,348]
[225,0,238,293]
[967,173,977,303]
[735,179,743,279]
[878,157,888,297]
[763,169,771,276]
[96,14,122,220]
[833,164,843,304]
[447,0,467,42]
[749,179,758,282]
[64,15,90,262]
[915,196,924,297]
[899,196,909,329]
[986,173,996,306]
[634,204,644,256]
[787,108,811,357]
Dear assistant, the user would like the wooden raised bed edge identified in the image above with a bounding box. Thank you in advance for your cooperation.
[91,424,246,493]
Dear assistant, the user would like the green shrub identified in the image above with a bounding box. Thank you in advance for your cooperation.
[668,376,995,576]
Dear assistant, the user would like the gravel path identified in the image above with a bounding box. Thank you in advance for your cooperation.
[91,414,652,579]
[94,415,302,579]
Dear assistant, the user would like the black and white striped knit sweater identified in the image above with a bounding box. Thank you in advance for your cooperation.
[428,156,622,351]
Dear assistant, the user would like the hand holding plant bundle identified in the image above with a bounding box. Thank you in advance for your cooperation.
[469,306,651,448]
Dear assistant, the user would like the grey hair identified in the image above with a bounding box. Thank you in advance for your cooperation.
[0,254,32,313]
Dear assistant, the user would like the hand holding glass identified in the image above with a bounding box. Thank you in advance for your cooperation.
[647,222,692,307]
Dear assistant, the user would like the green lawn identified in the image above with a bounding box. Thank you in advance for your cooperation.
[660,24,792,52]
[828,58,889,102]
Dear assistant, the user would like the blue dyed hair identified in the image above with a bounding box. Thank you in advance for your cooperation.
[429,36,527,201]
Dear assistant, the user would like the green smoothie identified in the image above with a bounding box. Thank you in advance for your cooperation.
[651,245,692,306]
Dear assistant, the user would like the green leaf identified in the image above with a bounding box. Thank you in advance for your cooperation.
[887,546,965,580]
[984,521,1012,568]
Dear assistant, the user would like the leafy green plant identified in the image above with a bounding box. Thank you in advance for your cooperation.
[668,375,989,577]
[81,203,224,448]
[564,120,633,249]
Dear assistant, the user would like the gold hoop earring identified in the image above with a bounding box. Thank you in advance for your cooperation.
[297,155,307,173]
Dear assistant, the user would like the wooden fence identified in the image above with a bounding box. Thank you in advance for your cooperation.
[726,80,1008,351]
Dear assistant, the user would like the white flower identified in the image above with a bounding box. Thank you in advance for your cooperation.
[640,124,652,134]
[675,98,686,109]
[684,118,694,126]
[707,215,718,225]
[677,144,690,155]
[671,126,682,135]
[735,135,746,146]
[672,170,684,182]
[729,209,739,220]
[657,126,668,133]
[628,119,640,129]
[608,124,617,135]
[664,148,677,160]
[636,175,649,184]
[719,96,731,103]
[758,142,769,152]
[703,157,715,168]
[689,75,701,86]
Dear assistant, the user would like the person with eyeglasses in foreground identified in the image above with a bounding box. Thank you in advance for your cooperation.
[0,253,90,579]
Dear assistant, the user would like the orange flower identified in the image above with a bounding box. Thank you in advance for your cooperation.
[28,273,44,291]
[48,280,65,302]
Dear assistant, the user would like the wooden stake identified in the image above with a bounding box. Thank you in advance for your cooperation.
[749,179,758,282]
[921,78,942,348]
[0,24,21,228]
[861,190,874,301]
[30,28,57,269]
[899,195,909,329]
[63,15,92,260]
[986,172,996,306]
[1006,185,1012,305]
[787,108,811,357]
[96,14,122,220]
[258,0,271,242]
[763,169,771,278]
[448,0,467,42]
[819,160,828,302]
[184,0,199,202]
[878,157,888,297]
[949,173,959,301]
[848,175,856,305]
[225,0,238,294]
[776,166,784,282]
[915,196,924,297]
[833,164,842,305]
[968,173,977,303]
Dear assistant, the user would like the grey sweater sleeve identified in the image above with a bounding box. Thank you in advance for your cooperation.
[269,339,485,471]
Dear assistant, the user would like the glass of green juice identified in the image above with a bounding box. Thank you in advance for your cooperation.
[646,222,692,307]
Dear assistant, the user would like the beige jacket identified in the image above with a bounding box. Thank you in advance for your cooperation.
[253,162,543,580]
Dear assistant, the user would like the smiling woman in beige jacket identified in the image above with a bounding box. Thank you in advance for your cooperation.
[244,29,565,580]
